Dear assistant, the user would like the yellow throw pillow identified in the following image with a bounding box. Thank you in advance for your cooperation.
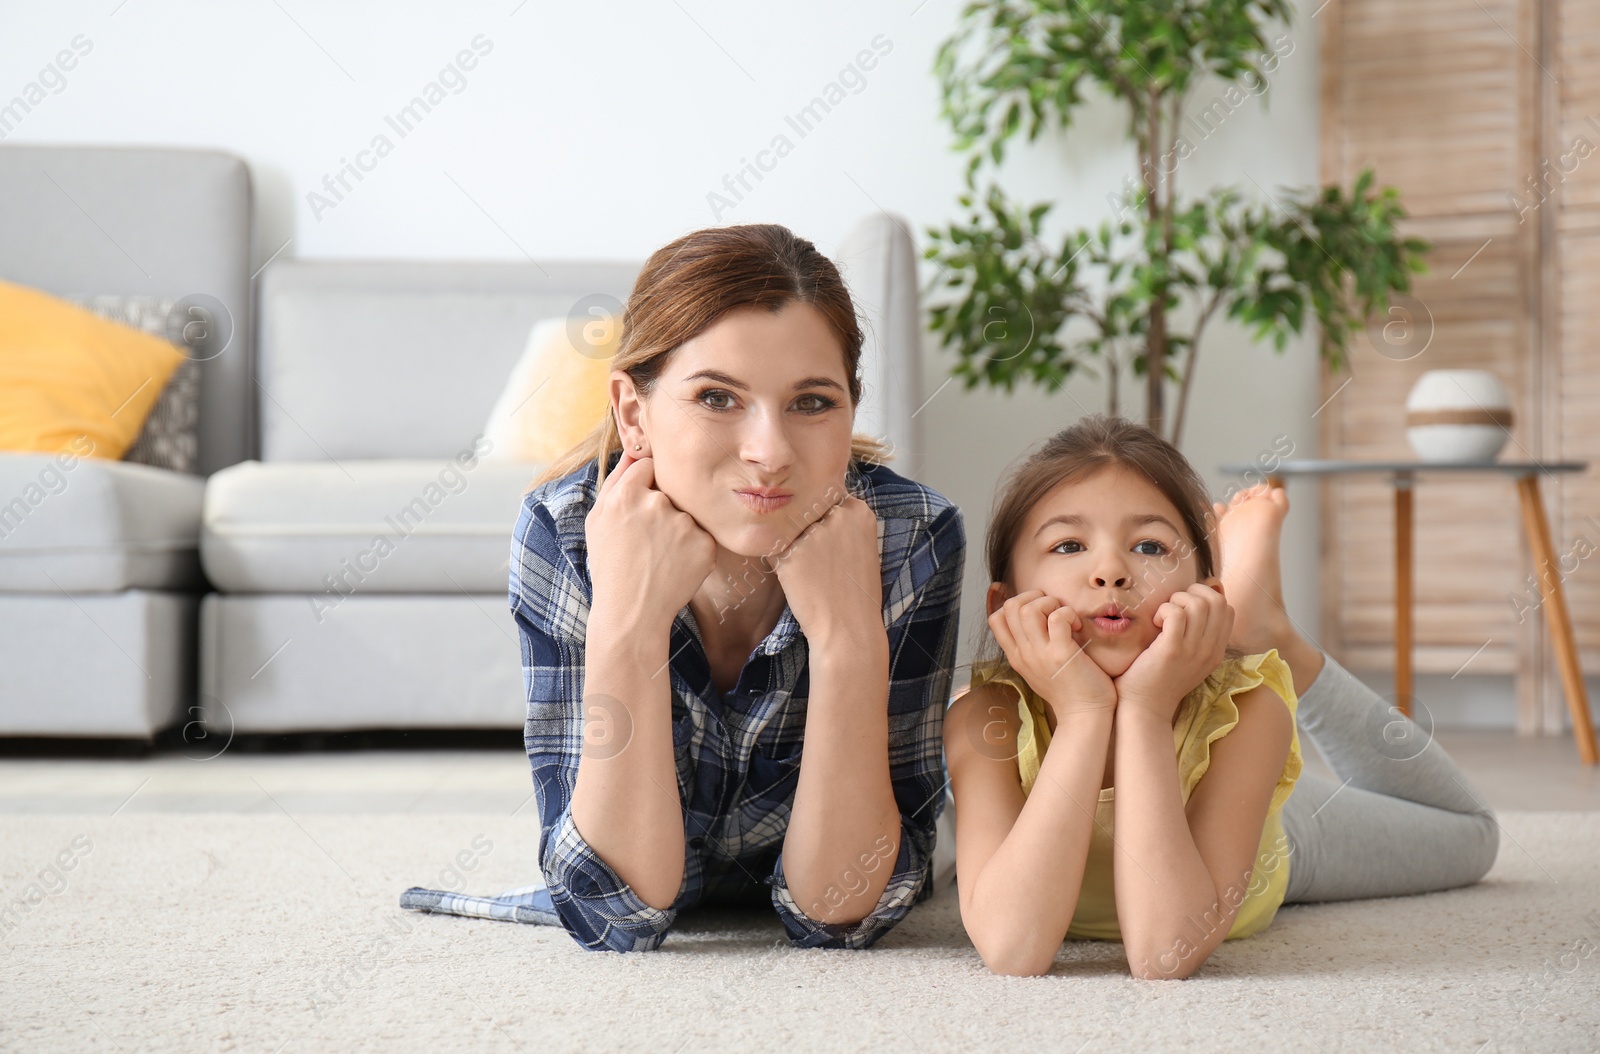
[0,279,185,460]
[482,312,622,462]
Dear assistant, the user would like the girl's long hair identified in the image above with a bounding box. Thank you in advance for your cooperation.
[525,223,893,494]
[970,413,1245,685]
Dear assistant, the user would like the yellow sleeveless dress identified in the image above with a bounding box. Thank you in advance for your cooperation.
[967,649,1303,940]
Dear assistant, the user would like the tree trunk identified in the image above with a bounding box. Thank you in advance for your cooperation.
[1144,87,1167,437]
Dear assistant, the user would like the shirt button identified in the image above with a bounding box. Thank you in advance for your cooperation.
[689,836,706,848]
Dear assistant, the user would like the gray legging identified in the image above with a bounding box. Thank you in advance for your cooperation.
[1280,651,1501,903]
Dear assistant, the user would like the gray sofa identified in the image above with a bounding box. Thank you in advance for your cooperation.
[0,139,926,738]
[198,213,927,735]
[0,143,254,738]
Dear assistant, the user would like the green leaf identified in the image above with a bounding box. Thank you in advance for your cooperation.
[923,0,1428,426]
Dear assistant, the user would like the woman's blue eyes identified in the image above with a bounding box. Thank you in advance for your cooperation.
[1052,539,1170,556]
[698,389,837,413]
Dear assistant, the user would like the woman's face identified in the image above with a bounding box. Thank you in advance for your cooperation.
[991,465,1201,678]
[615,300,857,560]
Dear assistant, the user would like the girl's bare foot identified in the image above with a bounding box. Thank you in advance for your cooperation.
[1211,483,1294,655]
[1211,484,1330,698]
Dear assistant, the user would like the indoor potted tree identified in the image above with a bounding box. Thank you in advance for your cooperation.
[924,0,1431,448]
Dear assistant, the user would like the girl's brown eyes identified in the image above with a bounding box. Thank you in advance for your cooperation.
[1051,539,1171,556]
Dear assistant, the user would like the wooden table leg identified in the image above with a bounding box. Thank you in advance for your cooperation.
[1515,475,1599,765]
[1395,474,1414,717]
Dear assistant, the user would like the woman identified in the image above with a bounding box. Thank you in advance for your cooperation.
[499,224,964,952]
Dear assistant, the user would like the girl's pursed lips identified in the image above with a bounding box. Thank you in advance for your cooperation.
[1088,614,1136,635]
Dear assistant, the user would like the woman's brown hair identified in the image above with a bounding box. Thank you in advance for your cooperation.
[970,413,1244,682]
[526,223,893,494]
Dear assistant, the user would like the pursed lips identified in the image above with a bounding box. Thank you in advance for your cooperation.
[735,487,794,514]
[1085,606,1136,635]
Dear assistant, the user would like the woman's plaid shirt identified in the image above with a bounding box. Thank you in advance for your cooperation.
[512,451,965,952]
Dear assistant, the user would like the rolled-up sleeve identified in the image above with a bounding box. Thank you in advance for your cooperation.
[539,806,677,952]
[511,494,678,952]
[765,812,938,949]
[765,503,966,949]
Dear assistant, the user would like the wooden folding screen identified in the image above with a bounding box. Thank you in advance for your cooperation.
[1317,0,1599,733]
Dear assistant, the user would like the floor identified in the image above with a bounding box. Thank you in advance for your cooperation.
[1,728,1596,814]
[2,728,1598,1053]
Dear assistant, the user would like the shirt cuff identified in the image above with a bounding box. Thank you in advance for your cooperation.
[542,806,677,952]
[764,823,929,949]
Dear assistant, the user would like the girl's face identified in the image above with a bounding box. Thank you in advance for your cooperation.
[990,464,1201,678]
[614,300,857,560]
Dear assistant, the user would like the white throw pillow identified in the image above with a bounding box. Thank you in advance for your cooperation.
[482,312,621,462]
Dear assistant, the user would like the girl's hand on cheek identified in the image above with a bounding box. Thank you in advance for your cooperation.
[1113,579,1233,723]
[988,589,1118,719]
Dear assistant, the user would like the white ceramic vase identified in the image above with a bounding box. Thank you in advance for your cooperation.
[1404,369,1513,462]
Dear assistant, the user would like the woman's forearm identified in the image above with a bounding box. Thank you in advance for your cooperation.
[569,600,685,910]
[779,628,901,926]
[963,707,1114,975]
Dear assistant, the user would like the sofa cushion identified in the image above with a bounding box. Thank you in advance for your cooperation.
[0,280,185,460]
[200,593,523,732]
[0,452,204,592]
[62,292,202,475]
[201,455,542,594]
[257,260,638,461]
[0,590,196,735]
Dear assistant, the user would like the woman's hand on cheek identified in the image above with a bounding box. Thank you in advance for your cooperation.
[770,488,882,646]
[585,448,719,629]
[1112,580,1234,723]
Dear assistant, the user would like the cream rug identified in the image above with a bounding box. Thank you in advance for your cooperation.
[2,812,1596,1052]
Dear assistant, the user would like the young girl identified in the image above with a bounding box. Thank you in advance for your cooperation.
[943,414,1500,978]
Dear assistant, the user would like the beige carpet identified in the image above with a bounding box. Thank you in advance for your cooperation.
[2,811,1597,1053]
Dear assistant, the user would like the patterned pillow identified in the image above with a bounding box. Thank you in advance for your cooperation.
[62,294,201,474]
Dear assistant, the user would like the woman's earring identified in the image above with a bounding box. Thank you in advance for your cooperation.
[635,443,642,451]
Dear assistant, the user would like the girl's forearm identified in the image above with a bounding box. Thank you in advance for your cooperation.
[569,602,685,910]
[964,707,1114,976]
[1111,708,1233,976]
[780,631,901,926]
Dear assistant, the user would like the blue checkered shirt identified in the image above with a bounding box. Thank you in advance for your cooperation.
[511,450,965,952]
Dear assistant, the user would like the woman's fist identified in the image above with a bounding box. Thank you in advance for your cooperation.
[769,489,883,645]
[584,448,718,630]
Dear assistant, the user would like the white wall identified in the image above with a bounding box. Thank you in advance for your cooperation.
[3,0,1549,726]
